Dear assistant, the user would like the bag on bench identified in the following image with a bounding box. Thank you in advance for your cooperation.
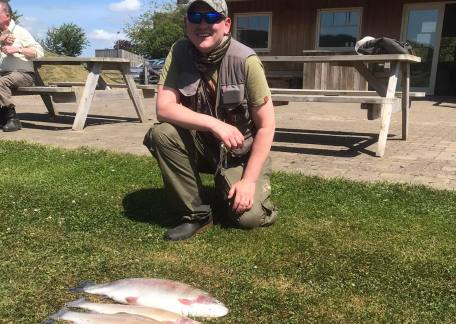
[355,36,415,55]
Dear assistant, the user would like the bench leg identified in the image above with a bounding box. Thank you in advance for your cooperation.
[120,63,147,123]
[376,103,393,157]
[72,63,101,131]
[39,94,59,117]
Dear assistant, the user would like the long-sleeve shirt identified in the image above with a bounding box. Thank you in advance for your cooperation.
[0,20,44,73]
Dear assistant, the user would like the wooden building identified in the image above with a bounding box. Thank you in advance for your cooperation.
[179,0,456,96]
[226,0,456,95]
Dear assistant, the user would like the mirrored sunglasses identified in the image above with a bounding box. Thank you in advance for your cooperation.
[187,11,225,24]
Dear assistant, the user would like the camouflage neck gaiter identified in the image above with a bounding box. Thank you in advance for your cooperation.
[193,35,231,73]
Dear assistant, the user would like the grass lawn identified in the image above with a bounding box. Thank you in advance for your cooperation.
[0,140,455,323]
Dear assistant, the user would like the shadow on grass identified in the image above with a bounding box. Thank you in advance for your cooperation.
[122,188,178,228]
[122,187,235,229]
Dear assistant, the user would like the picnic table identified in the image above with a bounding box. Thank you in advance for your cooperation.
[29,57,147,131]
[260,54,422,157]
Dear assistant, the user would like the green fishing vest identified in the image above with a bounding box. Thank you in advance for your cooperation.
[174,38,257,156]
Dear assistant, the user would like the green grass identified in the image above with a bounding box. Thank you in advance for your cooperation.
[0,140,455,323]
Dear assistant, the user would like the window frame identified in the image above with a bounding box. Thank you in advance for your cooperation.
[233,12,272,52]
[315,7,363,51]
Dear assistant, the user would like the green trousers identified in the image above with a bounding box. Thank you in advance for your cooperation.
[143,122,277,228]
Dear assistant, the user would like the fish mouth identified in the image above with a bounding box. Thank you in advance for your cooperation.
[206,304,229,317]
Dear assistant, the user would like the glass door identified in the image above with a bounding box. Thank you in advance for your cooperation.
[435,4,456,96]
[402,3,445,94]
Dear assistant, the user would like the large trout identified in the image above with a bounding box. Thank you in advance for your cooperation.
[70,278,228,318]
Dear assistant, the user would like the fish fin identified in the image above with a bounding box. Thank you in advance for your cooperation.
[178,298,193,305]
[65,297,86,308]
[45,307,68,323]
[68,280,96,293]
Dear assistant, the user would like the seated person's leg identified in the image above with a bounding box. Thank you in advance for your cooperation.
[215,156,278,229]
[0,72,34,132]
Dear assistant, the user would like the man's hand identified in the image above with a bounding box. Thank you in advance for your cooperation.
[228,179,256,214]
[211,120,244,150]
[0,34,15,46]
[1,45,19,56]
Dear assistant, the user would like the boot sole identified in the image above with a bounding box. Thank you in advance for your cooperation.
[165,220,213,242]
[3,127,22,132]
[3,120,22,132]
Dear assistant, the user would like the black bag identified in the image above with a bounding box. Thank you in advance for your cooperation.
[357,37,415,55]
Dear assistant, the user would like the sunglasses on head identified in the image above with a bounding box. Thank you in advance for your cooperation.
[187,11,225,24]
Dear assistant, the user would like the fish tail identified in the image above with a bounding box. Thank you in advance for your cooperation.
[45,307,69,323]
[68,280,96,293]
[65,297,86,308]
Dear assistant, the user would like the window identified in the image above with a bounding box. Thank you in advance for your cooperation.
[317,8,362,49]
[234,13,271,52]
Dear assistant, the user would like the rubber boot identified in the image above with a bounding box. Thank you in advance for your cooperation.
[164,217,213,241]
[3,106,22,132]
[0,108,6,127]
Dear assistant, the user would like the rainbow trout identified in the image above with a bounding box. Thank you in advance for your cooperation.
[65,298,200,323]
[70,278,228,318]
[48,308,160,323]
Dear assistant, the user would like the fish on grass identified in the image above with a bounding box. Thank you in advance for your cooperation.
[48,308,160,323]
[70,278,228,318]
[65,298,200,323]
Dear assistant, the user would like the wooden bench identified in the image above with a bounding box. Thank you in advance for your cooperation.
[270,88,425,120]
[48,81,157,98]
[12,83,156,118]
[266,70,302,88]
[13,86,76,117]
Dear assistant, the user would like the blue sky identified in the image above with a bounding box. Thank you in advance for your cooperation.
[10,0,169,56]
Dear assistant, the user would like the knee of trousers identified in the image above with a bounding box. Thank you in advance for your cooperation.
[144,123,181,152]
[235,202,277,229]
[236,210,264,229]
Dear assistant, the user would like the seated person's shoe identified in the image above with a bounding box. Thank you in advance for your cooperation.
[3,118,22,132]
[164,218,213,241]
[0,109,6,127]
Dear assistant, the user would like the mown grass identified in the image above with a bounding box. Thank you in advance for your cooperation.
[0,140,455,323]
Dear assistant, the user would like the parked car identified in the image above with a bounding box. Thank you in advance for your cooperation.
[130,64,144,83]
[139,58,165,84]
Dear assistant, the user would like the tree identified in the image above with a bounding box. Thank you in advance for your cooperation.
[114,39,132,51]
[42,23,89,57]
[12,9,21,23]
[125,2,185,58]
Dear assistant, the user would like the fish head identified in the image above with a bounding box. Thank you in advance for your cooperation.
[178,294,228,318]
[190,301,228,318]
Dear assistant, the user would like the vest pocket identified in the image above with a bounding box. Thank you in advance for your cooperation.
[177,72,199,97]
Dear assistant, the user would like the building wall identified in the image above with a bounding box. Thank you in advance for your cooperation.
[229,0,444,55]
[229,0,446,90]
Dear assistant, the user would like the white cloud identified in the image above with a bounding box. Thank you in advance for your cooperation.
[109,0,141,12]
[18,16,48,40]
[89,29,126,41]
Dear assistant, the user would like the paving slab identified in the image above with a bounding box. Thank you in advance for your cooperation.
[2,92,455,191]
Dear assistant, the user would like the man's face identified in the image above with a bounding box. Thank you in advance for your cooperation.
[185,3,231,54]
[0,6,10,30]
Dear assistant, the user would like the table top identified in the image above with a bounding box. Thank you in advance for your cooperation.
[259,54,421,63]
[33,57,131,64]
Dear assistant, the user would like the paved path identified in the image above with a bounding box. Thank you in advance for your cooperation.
[2,93,455,190]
